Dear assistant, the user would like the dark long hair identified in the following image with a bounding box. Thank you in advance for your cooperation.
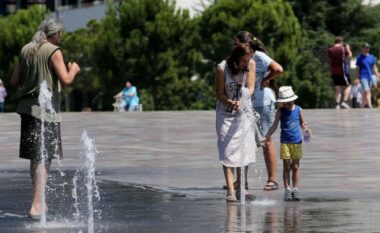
[226,44,252,75]
[235,31,267,53]
[235,31,278,96]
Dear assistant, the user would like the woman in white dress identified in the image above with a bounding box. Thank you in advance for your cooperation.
[215,44,256,202]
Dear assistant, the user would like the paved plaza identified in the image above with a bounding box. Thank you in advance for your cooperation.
[0,110,380,232]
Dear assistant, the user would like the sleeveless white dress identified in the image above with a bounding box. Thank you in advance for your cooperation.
[216,61,256,167]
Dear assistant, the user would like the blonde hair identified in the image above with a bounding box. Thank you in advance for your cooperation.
[26,17,63,65]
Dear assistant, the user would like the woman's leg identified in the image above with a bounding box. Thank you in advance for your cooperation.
[223,165,235,195]
[263,137,277,184]
[29,158,51,216]
[255,104,278,189]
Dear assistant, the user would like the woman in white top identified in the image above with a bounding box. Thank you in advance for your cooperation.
[235,31,283,191]
[215,44,256,202]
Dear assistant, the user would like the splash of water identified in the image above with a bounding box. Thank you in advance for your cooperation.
[36,81,68,226]
[237,87,255,204]
[80,131,101,233]
[72,172,80,222]
[37,80,55,226]
[38,81,54,115]
[250,199,277,206]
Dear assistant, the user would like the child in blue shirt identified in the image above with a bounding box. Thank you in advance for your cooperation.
[262,86,310,201]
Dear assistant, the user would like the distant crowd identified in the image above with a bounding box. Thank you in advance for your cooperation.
[328,36,380,109]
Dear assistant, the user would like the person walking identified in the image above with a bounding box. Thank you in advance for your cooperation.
[11,17,80,219]
[262,86,310,201]
[0,79,7,112]
[234,31,283,192]
[356,43,379,108]
[215,44,256,202]
[328,36,353,109]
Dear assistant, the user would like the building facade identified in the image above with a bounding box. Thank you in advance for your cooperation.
[0,0,104,16]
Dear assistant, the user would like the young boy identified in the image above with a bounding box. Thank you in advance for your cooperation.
[350,79,363,108]
[262,86,310,201]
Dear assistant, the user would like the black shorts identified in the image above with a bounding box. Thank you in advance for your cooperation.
[332,75,351,86]
[19,114,63,162]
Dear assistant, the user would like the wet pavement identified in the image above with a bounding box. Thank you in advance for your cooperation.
[1,110,380,232]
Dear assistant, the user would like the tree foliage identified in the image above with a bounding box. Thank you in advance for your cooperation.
[284,0,380,107]
[61,20,103,111]
[198,0,301,70]
[3,1,380,111]
[0,6,46,110]
[92,0,207,110]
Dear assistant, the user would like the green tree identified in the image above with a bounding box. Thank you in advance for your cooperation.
[198,0,301,69]
[198,0,306,105]
[93,0,207,110]
[61,20,103,111]
[285,50,333,108]
[0,6,46,111]
[286,0,370,37]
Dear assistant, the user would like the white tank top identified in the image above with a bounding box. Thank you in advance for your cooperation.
[216,60,247,114]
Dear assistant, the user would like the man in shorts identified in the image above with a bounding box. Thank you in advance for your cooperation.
[356,43,379,108]
[328,36,353,109]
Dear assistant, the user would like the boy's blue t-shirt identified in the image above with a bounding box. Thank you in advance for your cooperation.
[356,54,376,80]
[280,105,302,144]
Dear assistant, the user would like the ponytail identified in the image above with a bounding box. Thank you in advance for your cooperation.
[26,17,63,65]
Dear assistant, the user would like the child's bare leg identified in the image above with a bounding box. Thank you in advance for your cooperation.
[291,159,300,188]
[282,160,291,188]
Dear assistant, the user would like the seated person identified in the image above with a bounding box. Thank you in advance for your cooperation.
[114,81,139,112]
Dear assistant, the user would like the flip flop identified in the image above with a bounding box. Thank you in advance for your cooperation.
[263,180,279,191]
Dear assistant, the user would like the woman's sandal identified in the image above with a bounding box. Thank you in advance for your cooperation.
[263,180,279,191]
[226,193,237,202]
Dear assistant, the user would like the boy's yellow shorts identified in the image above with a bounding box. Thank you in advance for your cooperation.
[280,143,302,160]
